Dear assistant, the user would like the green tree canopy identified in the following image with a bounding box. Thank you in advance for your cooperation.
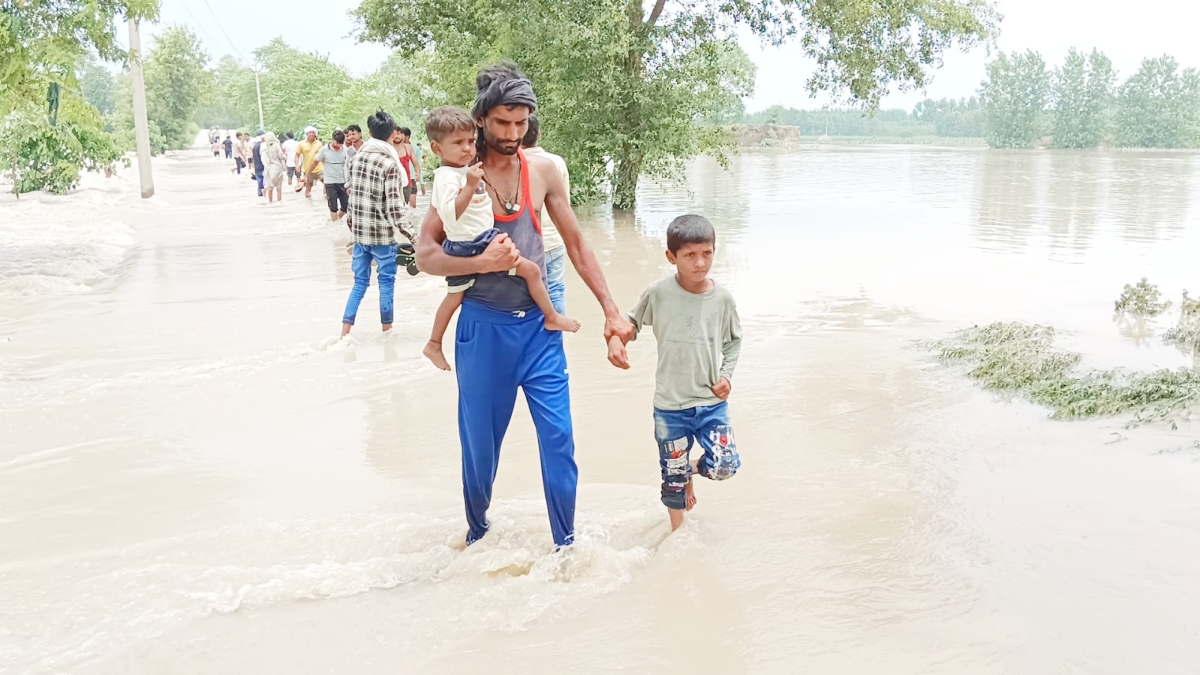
[144,25,211,149]
[1051,48,1115,149]
[981,50,1051,149]
[77,52,117,117]
[1115,55,1200,149]
[203,41,433,138]
[912,97,984,137]
[1,0,158,107]
[353,0,997,208]
[0,1,153,193]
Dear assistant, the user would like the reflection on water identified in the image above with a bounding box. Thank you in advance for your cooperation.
[974,151,1193,254]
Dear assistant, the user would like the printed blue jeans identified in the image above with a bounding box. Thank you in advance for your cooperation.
[342,243,398,325]
[653,402,740,510]
[544,244,567,315]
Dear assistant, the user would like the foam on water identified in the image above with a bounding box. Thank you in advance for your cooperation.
[0,172,138,297]
[0,495,670,675]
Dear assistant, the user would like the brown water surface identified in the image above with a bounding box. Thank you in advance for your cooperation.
[1,146,1198,674]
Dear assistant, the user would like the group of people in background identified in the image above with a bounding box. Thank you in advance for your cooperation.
[223,124,426,220]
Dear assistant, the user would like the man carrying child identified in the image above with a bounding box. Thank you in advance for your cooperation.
[415,63,634,549]
[420,105,579,371]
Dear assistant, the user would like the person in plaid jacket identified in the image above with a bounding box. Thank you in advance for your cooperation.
[340,110,413,338]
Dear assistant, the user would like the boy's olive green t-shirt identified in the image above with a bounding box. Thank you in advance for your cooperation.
[627,275,742,411]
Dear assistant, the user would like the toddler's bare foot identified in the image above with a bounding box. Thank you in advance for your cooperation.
[544,313,581,333]
[685,479,697,511]
[423,340,451,370]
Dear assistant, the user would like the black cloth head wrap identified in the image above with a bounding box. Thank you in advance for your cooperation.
[472,76,537,158]
[471,77,538,119]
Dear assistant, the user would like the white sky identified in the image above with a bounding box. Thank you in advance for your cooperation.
[132,0,1200,112]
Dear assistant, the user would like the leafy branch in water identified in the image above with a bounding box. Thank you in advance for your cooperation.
[936,321,1200,427]
[1114,277,1171,316]
[1163,291,1200,355]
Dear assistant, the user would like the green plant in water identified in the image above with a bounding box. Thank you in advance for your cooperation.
[936,321,1200,427]
[1113,277,1171,316]
[1163,290,1200,355]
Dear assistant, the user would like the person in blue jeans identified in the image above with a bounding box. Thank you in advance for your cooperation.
[608,214,743,532]
[416,64,635,548]
[251,130,265,197]
[340,110,408,337]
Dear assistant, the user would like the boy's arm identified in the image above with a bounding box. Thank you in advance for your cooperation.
[416,206,519,277]
[454,165,484,220]
[540,161,634,344]
[719,300,743,381]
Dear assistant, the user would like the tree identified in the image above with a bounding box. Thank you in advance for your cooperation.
[141,25,212,150]
[0,0,158,108]
[0,1,156,192]
[197,54,254,129]
[913,97,984,136]
[1115,55,1200,148]
[353,0,998,208]
[981,50,1051,149]
[2,96,122,194]
[77,53,117,117]
[1051,48,1115,149]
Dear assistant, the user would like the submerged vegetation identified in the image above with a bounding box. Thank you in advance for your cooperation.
[1163,292,1200,355]
[1114,278,1172,317]
[935,322,1200,427]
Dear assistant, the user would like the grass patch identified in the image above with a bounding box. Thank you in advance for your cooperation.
[1114,278,1171,317]
[936,321,1200,427]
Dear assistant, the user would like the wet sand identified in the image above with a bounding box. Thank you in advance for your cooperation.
[2,147,1199,674]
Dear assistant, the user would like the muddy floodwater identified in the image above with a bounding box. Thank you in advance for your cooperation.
[2,147,1199,674]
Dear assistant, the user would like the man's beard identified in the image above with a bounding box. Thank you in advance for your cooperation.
[484,133,519,156]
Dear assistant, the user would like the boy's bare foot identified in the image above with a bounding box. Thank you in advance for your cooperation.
[544,313,581,333]
[423,340,451,370]
[685,479,697,511]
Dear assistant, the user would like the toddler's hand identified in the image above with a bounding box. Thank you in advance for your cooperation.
[466,162,485,189]
[711,377,731,400]
[607,334,630,370]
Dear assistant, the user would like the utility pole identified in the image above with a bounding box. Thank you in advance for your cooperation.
[127,18,154,198]
[253,68,265,130]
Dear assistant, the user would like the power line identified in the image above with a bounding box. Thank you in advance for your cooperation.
[198,0,248,62]
[177,0,223,56]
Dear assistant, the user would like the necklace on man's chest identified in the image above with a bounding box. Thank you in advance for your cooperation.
[484,163,522,215]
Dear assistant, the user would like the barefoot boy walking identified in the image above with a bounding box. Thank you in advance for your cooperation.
[608,214,742,531]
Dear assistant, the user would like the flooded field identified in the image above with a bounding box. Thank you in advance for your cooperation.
[1,146,1198,674]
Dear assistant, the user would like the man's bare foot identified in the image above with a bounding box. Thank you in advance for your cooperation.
[544,313,581,333]
[423,340,451,370]
[340,322,352,338]
[685,479,698,511]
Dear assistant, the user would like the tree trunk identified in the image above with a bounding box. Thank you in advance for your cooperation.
[613,0,647,211]
[612,142,641,210]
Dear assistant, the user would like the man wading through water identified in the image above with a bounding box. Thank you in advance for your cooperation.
[417,63,635,548]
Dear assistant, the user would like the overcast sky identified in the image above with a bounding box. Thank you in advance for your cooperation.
[133,0,1200,112]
